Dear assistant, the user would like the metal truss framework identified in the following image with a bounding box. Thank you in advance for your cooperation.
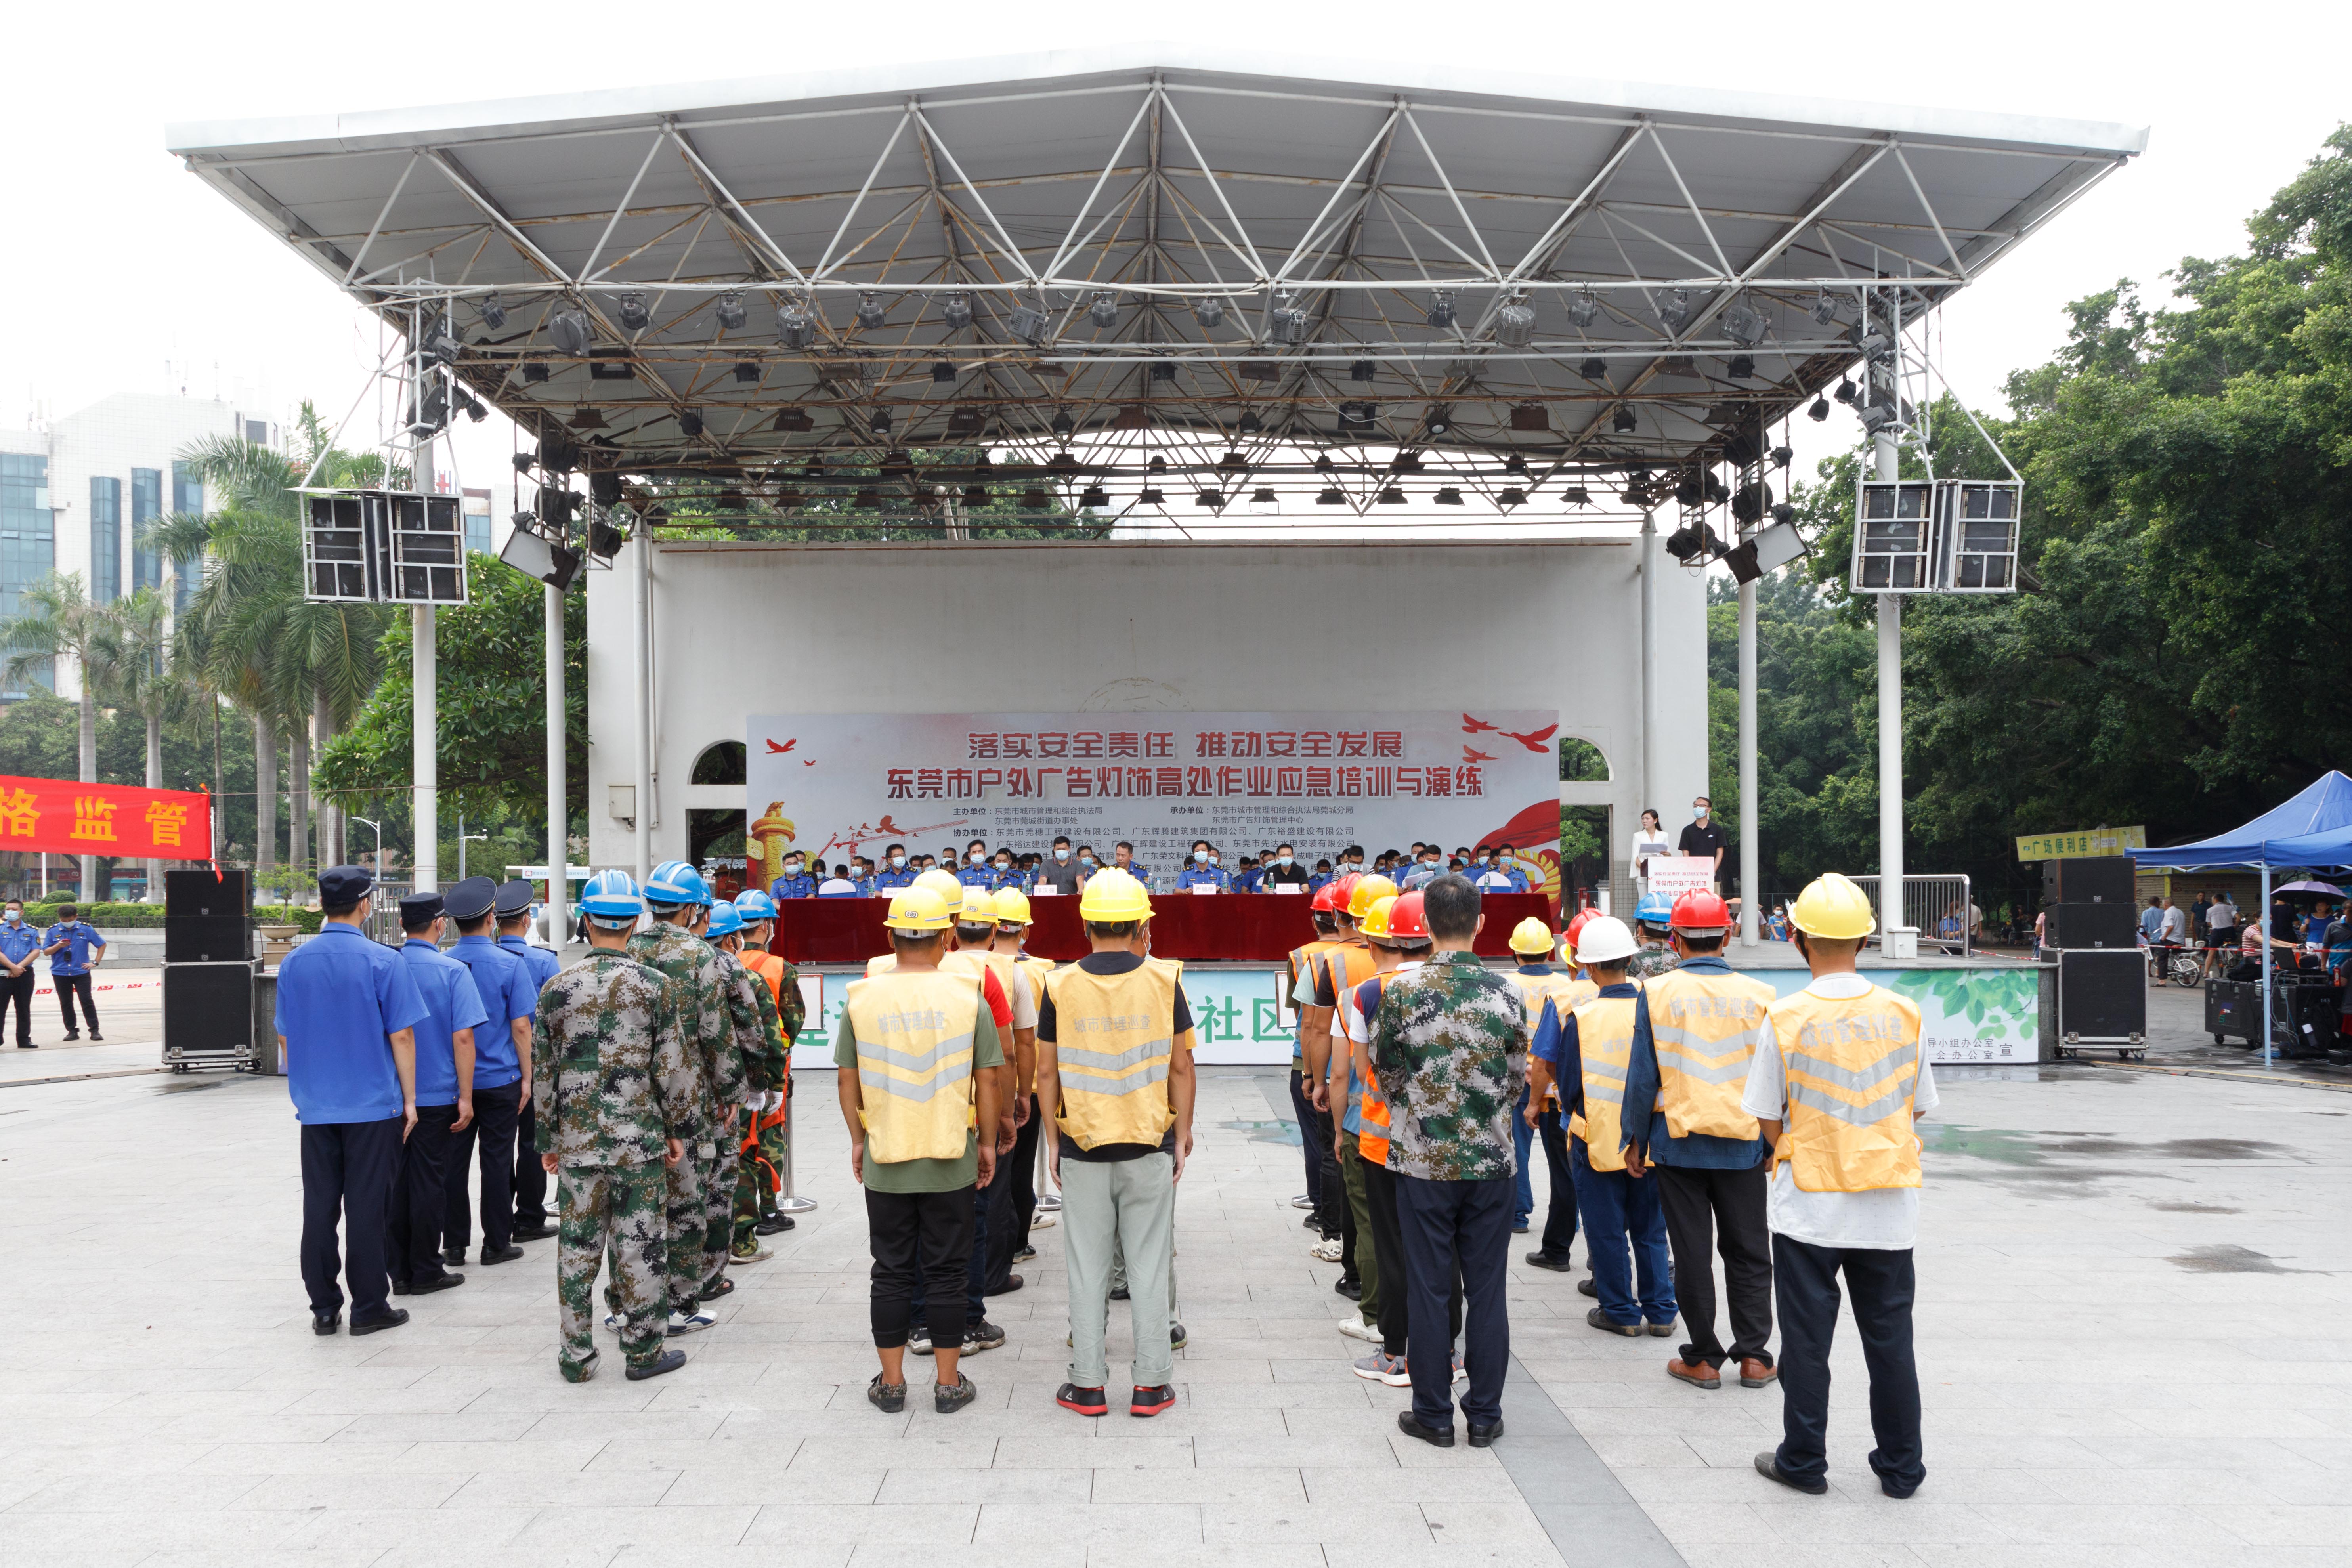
[176,60,2138,523]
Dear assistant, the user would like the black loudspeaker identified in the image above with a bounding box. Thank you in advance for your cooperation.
[2045,857,2134,905]
[163,961,256,1064]
[2044,901,2141,949]
[166,869,249,919]
[165,917,250,963]
[2058,950,2145,1039]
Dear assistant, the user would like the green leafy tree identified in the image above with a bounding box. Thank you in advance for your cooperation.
[0,573,117,896]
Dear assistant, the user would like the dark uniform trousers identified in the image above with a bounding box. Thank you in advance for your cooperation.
[0,967,34,1045]
[1288,1068,1324,1211]
[867,1185,976,1352]
[300,1116,403,1317]
[1654,1161,1773,1370]
[389,1103,460,1286]
[512,1100,550,1230]
[1531,1106,1579,1261]
[988,1095,1043,1290]
[1772,1234,1925,1493]
[1312,1102,1345,1240]
[443,1081,522,1255]
[57,972,98,1034]
[1362,1155,1462,1359]
[1396,1173,1511,1434]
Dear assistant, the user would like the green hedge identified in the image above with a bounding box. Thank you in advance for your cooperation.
[12,902,325,934]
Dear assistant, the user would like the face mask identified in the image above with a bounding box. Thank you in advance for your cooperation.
[1694,808,1708,820]
[3,910,16,924]
[1209,854,1221,866]
[1055,848,1069,861]
[969,852,984,865]
[890,855,905,868]
[994,861,1009,873]
[1194,849,1209,863]
[1278,855,1293,867]
[1079,856,1095,868]
[785,861,802,874]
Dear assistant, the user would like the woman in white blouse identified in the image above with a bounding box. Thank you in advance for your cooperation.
[1630,808,1672,895]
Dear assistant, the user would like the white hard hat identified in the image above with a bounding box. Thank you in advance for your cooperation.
[1573,914,1638,965]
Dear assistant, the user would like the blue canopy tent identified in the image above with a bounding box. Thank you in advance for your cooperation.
[2129,771,2352,1061]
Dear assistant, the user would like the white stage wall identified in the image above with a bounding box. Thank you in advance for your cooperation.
[584,539,1709,876]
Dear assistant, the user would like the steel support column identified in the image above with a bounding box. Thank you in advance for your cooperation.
[545,582,568,944]
[1739,575,1759,945]
[413,604,437,893]
[1874,427,1903,942]
[633,525,655,886]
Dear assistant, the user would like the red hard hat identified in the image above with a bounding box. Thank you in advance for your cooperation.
[1311,879,1345,912]
[1670,889,1732,934]
[1565,908,1597,945]
[1332,872,1361,910]
[1388,890,1431,941]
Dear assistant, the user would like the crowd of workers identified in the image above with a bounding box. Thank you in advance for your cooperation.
[276,854,1937,1494]
[763,836,1539,898]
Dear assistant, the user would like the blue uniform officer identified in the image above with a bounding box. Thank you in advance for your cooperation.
[770,851,817,901]
[957,839,997,891]
[441,876,537,1266]
[495,879,562,1241]
[871,846,916,892]
[392,891,489,1295]
[276,865,429,1336]
[43,903,107,1039]
[0,896,42,1048]
[1178,840,1230,892]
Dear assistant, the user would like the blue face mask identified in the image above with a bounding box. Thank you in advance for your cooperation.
[1055,848,1069,861]
[1278,855,1293,866]
[1194,850,1209,863]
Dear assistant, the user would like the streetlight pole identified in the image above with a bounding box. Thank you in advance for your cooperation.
[458,814,488,882]
[352,816,384,871]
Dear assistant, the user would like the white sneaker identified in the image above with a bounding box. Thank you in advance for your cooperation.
[1310,1237,1344,1262]
[602,1311,623,1331]
[1037,1194,1063,1212]
[1290,1194,1315,1209]
[1336,1313,1379,1342]
[666,1310,715,1337]
[1029,1213,1057,1231]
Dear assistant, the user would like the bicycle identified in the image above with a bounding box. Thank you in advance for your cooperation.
[2161,944,2204,989]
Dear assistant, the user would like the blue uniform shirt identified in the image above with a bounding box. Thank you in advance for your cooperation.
[447,934,534,1090]
[1179,864,1230,892]
[957,863,997,891]
[275,923,430,1124]
[1616,955,1766,1169]
[871,864,916,892]
[1533,981,1645,1161]
[399,940,490,1108]
[770,872,817,901]
[497,932,562,992]
[44,920,106,976]
[0,915,40,967]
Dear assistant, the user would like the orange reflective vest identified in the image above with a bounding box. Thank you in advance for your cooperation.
[1767,985,1924,1192]
[1641,967,1775,1142]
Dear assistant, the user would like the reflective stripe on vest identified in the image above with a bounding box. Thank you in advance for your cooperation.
[1767,986,1924,1192]
[846,970,983,1163]
[1567,993,1638,1172]
[1044,963,1181,1150]
[1507,969,1595,1106]
[1641,968,1775,1142]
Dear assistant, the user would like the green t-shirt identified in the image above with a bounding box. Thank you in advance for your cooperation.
[834,991,1003,1194]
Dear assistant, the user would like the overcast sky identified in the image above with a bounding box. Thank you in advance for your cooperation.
[6,0,2344,512]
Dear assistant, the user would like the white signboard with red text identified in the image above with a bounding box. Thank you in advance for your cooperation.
[744,710,1563,896]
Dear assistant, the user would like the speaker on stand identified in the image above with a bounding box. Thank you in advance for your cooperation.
[163,870,256,1073]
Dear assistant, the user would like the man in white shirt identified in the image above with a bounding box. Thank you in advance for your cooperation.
[2203,895,2239,979]
[1741,872,1934,1501]
[2158,897,2189,948]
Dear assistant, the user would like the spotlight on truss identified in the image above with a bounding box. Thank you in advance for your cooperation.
[1426,407,1452,437]
[1658,289,1693,333]
[1664,520,1725,564]
[1852,326,1894,363]
[932,361,957,384]
[869,409,893,435]
[1270,291,1309,345]
[1050,409,1075,437]
[1433,486,1464,506]
[549,308,594,356]
[616,292,651,332]
[941,292,973,330]
[1727,355,1756,380]
[1810,292,1842,327]
[1722,300,1767,348]
[1089,292,1119,329]
[1007,297,1049,344]
[477,294,506,331]
[418,313,463,367]
[1350,359,1376,383]
[522,363,549,383]
[1497,487,1527,508]
[776,301,816,349]
[1834,378,1858,405]
[1427,292,1456,330]
[458,392,487,424]
[1377,486,1406,505]
[1079,485,1109,509]
[1493,300,1536,348]
[715,291,746,332]
[1567,291,1601,328]
[856,292,887,329]
[1808,398,1830,422]
[1238,411,1263,435]
[1579,357,1609,381]
[1250,487,1279,513]
[1150,361,1177,383]
[678,409,703,438]
[1316,487,1346,505]
[1613,406,1637,433]
[733,362,759,383]
[1138,486,1166,505]
[1193,296,1226,330]
[1857,400,1897,435]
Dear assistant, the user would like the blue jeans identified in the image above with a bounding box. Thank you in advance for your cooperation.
[1511,1087,1534,1223]
[1570,1139,1676,1327]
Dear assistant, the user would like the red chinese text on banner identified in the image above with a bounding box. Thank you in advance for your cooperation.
[0,776,214,861]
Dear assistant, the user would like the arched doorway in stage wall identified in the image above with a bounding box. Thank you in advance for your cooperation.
[689,741,748,899]
[1560,737,1613,914]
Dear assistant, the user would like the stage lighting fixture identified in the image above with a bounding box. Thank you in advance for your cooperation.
[1150,361,1177,382]
[1148,455,1168,473]
[588,518,626,560]
[1810,291,1841,327]
[589,470,623,508]
[1427,292,1456,330]
[1196,489,1226,509]
[1238,411,1263,435]
[1497,487,1527,508]
[1219,450,1246,471]
[1857,400,1897,435]
[512,452,534,474]
[1493,300,1536,347]
[733,361,760,383]
[1080,484,1110,508]
[616,292,651,332]
[1852,327,1893,363]
[1047,452,1079,473]
[1007,298,1049,344]
[776,301,816,348]
[1727,355,1756,380]
[1675,472,1703,507]
[1505,454,1529,474]
[1509,403,1546,432]
[1051,409,1076,437]
[1317,487,1346,505]
[1338,401,1376,429]
[942,292,973,329]
[1313,454,1336,472]
[1433,487,1463,506]
[1834,378,1858,404]
[1658,289,1692,333]
[522,363,550,383]
[418,312,462,367]
[711,291,747,332]
[1808,398,1830,422]
[1613,406,1637,433]
[856,292,887,329]
[478,294,507,330]
[1137,487,1165,505]
[1089,292,1119,329]
[1579,357,1609,381]
[1723,300,1766,348]
[1270,291,1308,344]
[549,309,595,356]
[1564,486,1591,506]
[407,382,449,438]
[869,409,893,435]
[1427,408,1452,436]
[1771,501,1797,527]
[1351,359,1376,383]
[932,361,958,384]
[459,392,487,423]
[1664,521,1720,563]
[1377,485,1406,505]
[773,407,814,432]
[1250,487,1278,512]
[1193,296,1226,329]
[1566,291,1601,329]
[963,485,990,506]
[499,519,582,589]
[1771,445,1793,468]
[678,409,704,438]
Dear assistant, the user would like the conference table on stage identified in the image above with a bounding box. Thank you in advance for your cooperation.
[769,890,1558,965]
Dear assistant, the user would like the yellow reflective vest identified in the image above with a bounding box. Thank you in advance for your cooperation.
[1641,966,1776,1142]
[1767,985,1925,1192]
[944,947,1024,1016]
[1044,961,1181,1151]
[1013,954,1057,1094]
[845,968,984,1164]
[1506,967,1596,1106]
[1567,992,1639,1172]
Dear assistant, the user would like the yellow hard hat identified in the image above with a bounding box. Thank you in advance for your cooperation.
[1347,873,1400,919]
[1078,867,1152,922]
[912,867,965,916]
[1791,871,1876,940]
[993,889,1032,926]
[1507,916,1554,956]
[883,886,953,932]
[1359,895,1398,943]
[957,887,997,927]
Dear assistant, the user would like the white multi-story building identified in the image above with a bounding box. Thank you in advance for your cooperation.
[0,392,272,697]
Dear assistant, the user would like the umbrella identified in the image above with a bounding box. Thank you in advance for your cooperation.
[2273,880,2345,902]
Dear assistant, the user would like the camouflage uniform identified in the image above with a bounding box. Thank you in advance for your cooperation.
[736,958,806,1241]
[713,948,789,1264]
[626,921,731,1312]
[1367,949,1529,1182]
[1627,945,1680,982]
[533,951,697,1380]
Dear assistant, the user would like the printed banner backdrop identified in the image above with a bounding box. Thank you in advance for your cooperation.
[0,775,212,861]
[745,710,1563,897]
[787,968,1297,1068]
[1755,966,2042,1065]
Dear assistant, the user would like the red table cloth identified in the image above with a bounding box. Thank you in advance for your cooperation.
[771,892,1556,965]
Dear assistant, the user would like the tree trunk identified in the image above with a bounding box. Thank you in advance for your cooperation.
[253,715,277,888]
[78,683,97,902]
[146,712,163,901]
[290,718,311,896]
[313,686,342,869]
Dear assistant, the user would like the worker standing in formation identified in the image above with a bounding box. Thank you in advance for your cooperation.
[388,892,485,1299]
[988,890,1055,1283]
[700,899,792,1265]
[1301,876,1394,1273]
[1620,891,1779,1392]
[1628,893,1681,980]
[495,880,561,1243]
[836,886,1004,1414]
[533,870,693,1383]
[439,877,538,1271]
[1530,914,1678,1338]
[1744,873,1933,1499]
[1284,879,1350,1293]
[938,887,1037,1303]
[728,890,806,1241]
[1501,917,1593,1264]
[1036,869,1196,1419]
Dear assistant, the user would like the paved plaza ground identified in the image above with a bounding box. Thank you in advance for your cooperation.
[5,982,2352,1568]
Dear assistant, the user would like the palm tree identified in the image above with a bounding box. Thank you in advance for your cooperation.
[88,588,187,898]
[0,574,117,900]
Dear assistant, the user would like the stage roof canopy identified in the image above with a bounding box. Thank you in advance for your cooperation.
[171,49,2144,513]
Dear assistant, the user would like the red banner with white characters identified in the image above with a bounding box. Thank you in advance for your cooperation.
[0,775,213,861]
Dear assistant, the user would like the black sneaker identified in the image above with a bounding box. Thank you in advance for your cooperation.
[61,1033,79,1042]
[1013,1245,1037,1263]
[867,1373,907,1413]
[754,1213,795,1235]
[1525,1252,1575,1272]
[625,1350,686,1381]
[1755,1452,1827,1495]
[1056,1382,1108,1417]
[88,1032,102,1042]
[934,1373,977,1415]
[1334,1277,1362,1301]
[1109,1285,1130,1302]
[16,1042,34,1050]
[962,1320,1007,1354]
[1131,1384,1176,1417]
[1169,1322,1188,1351]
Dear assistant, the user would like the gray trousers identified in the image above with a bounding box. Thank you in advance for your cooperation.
[1064,1150,1176,1388]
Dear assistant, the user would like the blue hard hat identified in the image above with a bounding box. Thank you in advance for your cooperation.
[1635,891,1674,924]
[579,869,644,920]
[734,889,778,921]
[646,859,710,908]
[705,901,745,939]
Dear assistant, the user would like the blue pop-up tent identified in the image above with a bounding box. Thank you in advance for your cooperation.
[2130,770,2352,1061]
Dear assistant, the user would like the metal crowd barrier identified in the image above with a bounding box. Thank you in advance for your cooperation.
[1846,874,1974,956]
